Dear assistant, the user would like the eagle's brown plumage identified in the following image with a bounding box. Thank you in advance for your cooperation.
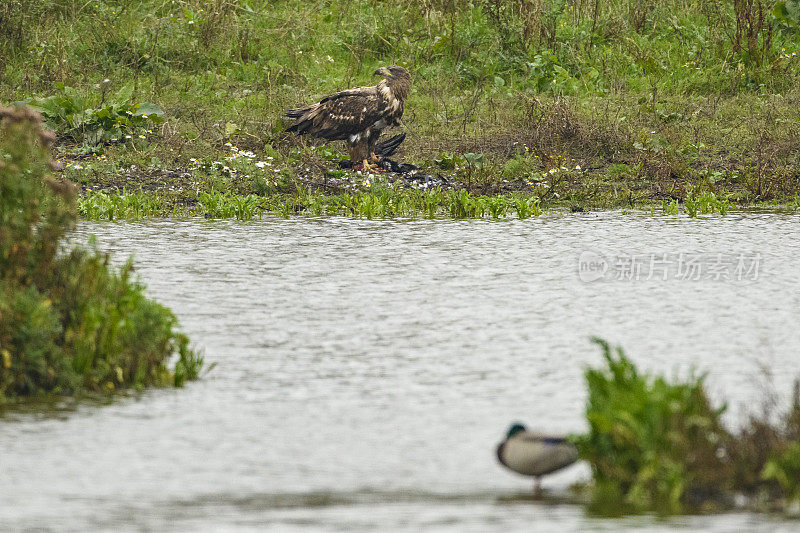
[285,66,411,171]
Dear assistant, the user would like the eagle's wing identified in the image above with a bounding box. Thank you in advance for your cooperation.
[286,86,387,141]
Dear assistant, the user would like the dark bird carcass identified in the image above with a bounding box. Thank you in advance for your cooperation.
[496,423,579,495]
[285,65,411,172]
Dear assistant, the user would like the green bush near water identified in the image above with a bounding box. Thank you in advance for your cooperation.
[0,106,204,401]
[578,339,800,515]
[577,339,732,514]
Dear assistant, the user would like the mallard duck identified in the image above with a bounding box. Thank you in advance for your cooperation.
[496,423,579,494]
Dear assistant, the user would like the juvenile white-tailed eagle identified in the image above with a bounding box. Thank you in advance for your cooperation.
[285,65,411,172]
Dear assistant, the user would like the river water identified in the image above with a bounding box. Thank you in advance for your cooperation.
[2,211,799,531]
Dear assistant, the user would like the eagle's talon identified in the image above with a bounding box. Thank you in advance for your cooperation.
[356,159,384,173]
[362,159,379,173]
[370,152,381,163]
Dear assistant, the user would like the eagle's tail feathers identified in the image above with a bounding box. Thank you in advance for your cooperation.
[375,133,406,158]
[286,119,312,135]
[285,107,307,119]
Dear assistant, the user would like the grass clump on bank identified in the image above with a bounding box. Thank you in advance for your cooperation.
[0,106,204,402]
[577,339,800,515]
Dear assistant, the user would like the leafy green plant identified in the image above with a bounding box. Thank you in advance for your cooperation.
[448,189,479,218]
[662,199,680,215]
[577,338,800,515]
[684,195,698,217]
[435,152,464,170]
[199,190,233,218]
[274,199,294,218]
[423,189,442,218]
[513,196,541,219]
[358,194,378,219]
[22,83,163,150]
[232,194,259,220]
[483,195,507,218]
[526,51,581,95]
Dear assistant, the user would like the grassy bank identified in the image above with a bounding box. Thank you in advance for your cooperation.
[1,0,799,211]
[0,106,205,402]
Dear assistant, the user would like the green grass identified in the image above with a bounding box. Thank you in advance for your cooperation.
[0,0,799,210]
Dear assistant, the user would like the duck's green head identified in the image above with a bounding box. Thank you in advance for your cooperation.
[506,423,527,438]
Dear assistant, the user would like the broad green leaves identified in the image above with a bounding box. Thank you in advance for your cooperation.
[21,83,164,152]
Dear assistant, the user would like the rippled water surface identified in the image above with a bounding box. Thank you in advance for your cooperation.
[3,211,800,531]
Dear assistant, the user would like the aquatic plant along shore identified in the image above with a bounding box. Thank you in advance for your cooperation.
[0,106,205,401]
[75,185,742,221]
[1,1,799,213]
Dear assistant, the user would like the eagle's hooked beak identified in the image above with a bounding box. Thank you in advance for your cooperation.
[373,66,390,77]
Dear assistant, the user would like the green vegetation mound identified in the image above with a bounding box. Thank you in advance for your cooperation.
[0,106,203,401]
[578,339,800,514]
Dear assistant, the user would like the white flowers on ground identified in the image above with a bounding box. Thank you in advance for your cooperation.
[548,164,582,175]
[224,142,256,161]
